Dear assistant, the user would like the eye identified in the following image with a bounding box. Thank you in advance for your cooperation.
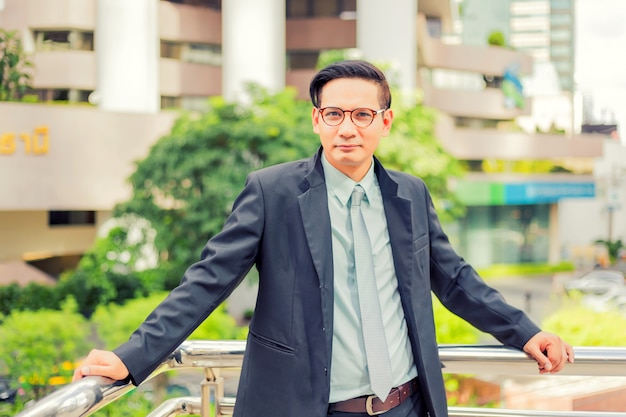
[353,109,373,119]
[323,108,343,118]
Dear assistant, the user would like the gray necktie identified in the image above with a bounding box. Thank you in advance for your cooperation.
[350,185,393,401]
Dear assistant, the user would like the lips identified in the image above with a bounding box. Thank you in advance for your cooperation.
[336,144,361,150]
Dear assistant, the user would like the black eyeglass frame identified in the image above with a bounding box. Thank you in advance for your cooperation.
[316,107,387,127]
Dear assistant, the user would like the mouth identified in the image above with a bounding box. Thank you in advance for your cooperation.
[335,144,360,150]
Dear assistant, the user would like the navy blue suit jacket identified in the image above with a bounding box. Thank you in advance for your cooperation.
[115,148,541,417]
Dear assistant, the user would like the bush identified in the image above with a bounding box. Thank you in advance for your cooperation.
[0,299,91,403]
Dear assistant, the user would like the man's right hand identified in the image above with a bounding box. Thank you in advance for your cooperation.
[72,349,130,382]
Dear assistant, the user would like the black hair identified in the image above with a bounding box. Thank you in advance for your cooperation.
[309,60,392,109]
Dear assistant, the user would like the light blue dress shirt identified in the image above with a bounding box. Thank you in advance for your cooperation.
[321,154,418,403]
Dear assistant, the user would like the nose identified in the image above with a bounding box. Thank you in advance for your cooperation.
[337,111,357,136]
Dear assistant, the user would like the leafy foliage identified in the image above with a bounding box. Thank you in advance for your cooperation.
[55,219,165,318]
[432,296,481,406]
[91,292,247,350]
[487,31,506,47]
[0,299,91,402]
[113,86,319,281]
[0,29,33,101]
[594,239,624,264]
[542,301,626,346]
[432,296,480,344]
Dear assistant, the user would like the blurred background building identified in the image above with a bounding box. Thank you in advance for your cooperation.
[0,0,623,280]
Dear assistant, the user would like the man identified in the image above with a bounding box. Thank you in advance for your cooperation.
[74,60,574,417]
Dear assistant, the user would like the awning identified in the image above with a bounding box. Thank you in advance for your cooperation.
[0,261,56,287]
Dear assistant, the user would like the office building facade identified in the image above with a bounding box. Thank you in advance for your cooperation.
[0,0,608,277]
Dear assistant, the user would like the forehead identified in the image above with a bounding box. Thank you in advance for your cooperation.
[319,78,380,107]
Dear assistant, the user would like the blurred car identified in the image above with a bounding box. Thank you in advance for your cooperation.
[581,286,626,313]
[564,269,625,296]
[0,377,17,404]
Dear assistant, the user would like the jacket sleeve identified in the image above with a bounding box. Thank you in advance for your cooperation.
[114,172,265,385]
[423,184,541,349]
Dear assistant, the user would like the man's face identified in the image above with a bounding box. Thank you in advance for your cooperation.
[312,78,393,182]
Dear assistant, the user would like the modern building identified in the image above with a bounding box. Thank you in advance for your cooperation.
[461,0,576,93]
[0,0,610,280]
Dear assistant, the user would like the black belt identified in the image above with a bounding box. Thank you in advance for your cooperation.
[329,377,420,415]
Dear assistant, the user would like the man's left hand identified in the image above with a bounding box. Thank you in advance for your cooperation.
[523,331,575,374]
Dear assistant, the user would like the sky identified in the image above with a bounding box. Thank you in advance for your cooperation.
[576,0,626,137]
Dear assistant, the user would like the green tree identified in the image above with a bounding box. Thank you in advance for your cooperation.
[0,29,33,101]
[0,299,91,403]
[487,31,506,47]
[91,292,247,349]
[56,221,160,318]
[113,87,319,282]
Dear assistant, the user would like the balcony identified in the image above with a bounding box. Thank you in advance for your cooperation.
[160,59,222,97]
[21,0,95,30]
[435,114,606,161]
[31,51,96,90]
[14,341,626,417]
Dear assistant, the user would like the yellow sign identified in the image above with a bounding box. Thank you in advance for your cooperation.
[0,126,49,155]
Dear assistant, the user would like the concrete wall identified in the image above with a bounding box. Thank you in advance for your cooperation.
[0,102,177,210]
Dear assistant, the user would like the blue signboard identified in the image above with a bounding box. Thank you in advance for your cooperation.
[504,182,595,204]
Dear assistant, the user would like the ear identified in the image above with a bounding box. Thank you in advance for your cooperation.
[381,108,394,137]
[312,107,321,134]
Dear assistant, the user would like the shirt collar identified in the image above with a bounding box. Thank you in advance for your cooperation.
[321,152,376,207]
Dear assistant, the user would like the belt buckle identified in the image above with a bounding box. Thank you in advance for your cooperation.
[365,395,385,416]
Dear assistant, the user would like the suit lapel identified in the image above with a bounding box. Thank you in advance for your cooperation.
[375,160,414,296]
[299,151,333,288]
[299,150,334,356]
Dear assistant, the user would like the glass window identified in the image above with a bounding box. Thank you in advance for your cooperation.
[181,43,222,65]
[457,204,550,266]
[181,96,210,112]
[550,0,572,10]
[48,211,96,227]
[313,0,338,16]
[426,16,442,38]
[164,0,221,10]
[287,0,310,17]
[287,51,319,70]
[161,41,182,59]
[161,96,181,109]
[33,30,94,52]
[287,0,353,17]
[550,13,571,25]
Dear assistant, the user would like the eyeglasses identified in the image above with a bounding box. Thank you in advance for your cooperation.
[317,107,386,128]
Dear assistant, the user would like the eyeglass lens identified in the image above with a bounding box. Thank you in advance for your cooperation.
[321,108,376,127]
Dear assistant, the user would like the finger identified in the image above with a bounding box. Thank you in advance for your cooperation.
[526,345,553,373]
[71,367,85,382]
[566,344,575,363]
[82,364,114,378]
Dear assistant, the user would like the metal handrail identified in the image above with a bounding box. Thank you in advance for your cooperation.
[13,342,626,417]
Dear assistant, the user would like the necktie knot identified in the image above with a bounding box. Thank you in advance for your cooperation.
[351,185,365,207]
